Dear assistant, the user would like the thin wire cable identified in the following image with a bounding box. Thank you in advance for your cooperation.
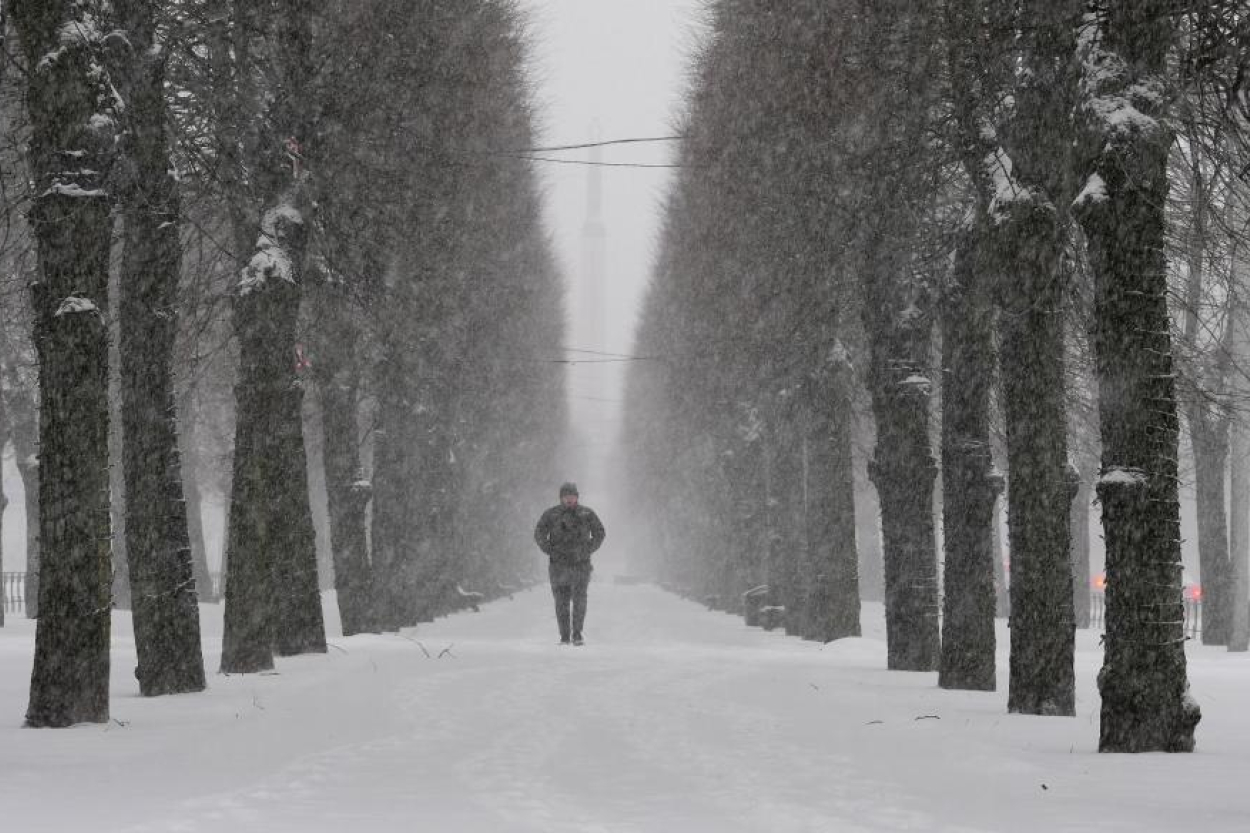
[512,155,686,169]
[511,136,685,154]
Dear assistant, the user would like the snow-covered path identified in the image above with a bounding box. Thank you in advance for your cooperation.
[2,579,1248,832]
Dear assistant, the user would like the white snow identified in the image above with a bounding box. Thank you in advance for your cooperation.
[1099,466,1148,487]
[263,203,305,236]
[240,203,304,294]
[900,374,931,395]
[983,146,1034,225]
[1074,172,1108,210]
[53,296,99,316]
[2,582,1247,831]
[42,183,107,199]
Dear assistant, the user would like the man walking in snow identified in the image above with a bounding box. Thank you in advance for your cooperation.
[534,482,606,645]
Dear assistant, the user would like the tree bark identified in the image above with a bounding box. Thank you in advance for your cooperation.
[1178,142,1232,646]
[1190,417,1230,644]
[115,0,206,696]
[309,278,375,636]
[1076,0,1200,752]
[939,230,998,691]
[220,0,325,669]
[1224,248,1249,652]
[856,2,942,672]
[177,391,216,601]
[864,289,941,670]
[12,0,115,727]
[1070,463,1095,629]
[802,350,861,642]
[995,0,1083,717]
[369,360,417,633]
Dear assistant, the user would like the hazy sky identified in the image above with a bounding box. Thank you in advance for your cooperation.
[516,0,705,475]
[519,0,705,361]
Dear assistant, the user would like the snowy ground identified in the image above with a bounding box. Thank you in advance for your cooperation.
[1,579,1247,832]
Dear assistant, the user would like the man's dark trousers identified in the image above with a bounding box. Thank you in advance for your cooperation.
[550,562,592,642]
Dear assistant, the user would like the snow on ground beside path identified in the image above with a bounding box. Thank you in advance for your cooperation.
[1,579,1248,832]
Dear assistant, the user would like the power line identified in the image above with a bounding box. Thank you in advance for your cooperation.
[512,136,685,154]
[559,346,643,359]
[514,155,685,169]
[550,356,660,364]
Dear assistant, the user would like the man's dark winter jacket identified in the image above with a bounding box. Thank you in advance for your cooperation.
[534,504,606,566]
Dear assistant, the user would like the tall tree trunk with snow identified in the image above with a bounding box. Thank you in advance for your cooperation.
[12,0,114,726]
[115,0,206,696]
[939,230,999,691]
[1075,1,1200,752]
[857,3,943,672]
[863,260,941,671]
[995,0,1082,716]
[221,0,325,670]
[938,0,1008,690]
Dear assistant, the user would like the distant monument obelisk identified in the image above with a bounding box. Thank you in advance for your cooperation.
[579,125,608,358]
[568,122,611,491]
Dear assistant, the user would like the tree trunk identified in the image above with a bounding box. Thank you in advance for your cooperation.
[1190,418,1230,644]
[774,408,806,639]
[178,392,216,601]
[1179,139,1232,646]
[12,0,115,727]
[408,375,456,625]
[854,442,885,604]
[221,195,325,668]
[369,367,416,632]
[115,0,206,696]
[992,491,1007,617]
[999,209,1076,716]
[1076,1,1199,752]
[1071,465,1094,629]
[995,0,1084,717]
[220,0,325,668]
[1229,352,1250,652]
[802,350,861,642]
[1225,252,1249,652]
[939,230,998,691]
[856,4,942,672]
[310,279,375,636]
[864,284,941,670]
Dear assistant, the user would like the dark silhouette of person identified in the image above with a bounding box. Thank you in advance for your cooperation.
[533,482,605,645]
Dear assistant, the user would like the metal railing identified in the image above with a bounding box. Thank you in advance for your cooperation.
[2,572,223,616]
[3,572,27,614]
[1089,592,1202,640]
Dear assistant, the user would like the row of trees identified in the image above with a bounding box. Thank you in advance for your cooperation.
[625,0,1250,753]
[1,0,564,725]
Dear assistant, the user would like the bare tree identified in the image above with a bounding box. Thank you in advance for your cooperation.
[11,0,114,727]
[1075,0,1200,752]
[114,0,206,696]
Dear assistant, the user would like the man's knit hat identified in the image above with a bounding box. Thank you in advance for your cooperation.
[559,482,579,497]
